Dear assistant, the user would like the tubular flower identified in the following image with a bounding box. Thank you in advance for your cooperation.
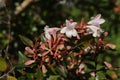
[88,14,105,27]
[87,25,103,37]
[60,20,78,38]
[44,25,60,40]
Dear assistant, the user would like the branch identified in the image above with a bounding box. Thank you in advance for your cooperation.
[0,67,15,79]
[14,0,33,15]
[88,66,120,74]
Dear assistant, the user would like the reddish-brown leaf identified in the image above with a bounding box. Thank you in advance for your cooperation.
[24,60,35,66]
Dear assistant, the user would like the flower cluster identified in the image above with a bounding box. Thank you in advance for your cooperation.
[24,14,115,79]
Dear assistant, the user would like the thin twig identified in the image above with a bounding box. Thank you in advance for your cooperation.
[88,66,120,75]
[94,52,99,80]
[2,1,16,77]
[0,67,15,79]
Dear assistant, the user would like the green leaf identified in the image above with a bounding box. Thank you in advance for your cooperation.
[56,66,67,78]
[18,76,26,80]
[47,75,60,80]
[7,76,17,80]
[97,71,106,80]
[26,73,34,80]
[88,76,95,80]
[19,35,33,47]
[48,65,57,74]
[40,34,46,42]
[107,70,118,79]
[36,67,44,80]
[18,51,29,66]
[0,57,7,72]
[86,61,95,69]
[80,35,93,49]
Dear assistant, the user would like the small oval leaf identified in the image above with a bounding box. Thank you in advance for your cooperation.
[7,76,17,80]
[19,35,33,47]
[0,57,7,72]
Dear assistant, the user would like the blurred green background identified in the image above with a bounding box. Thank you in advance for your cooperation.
[0,0,120,79]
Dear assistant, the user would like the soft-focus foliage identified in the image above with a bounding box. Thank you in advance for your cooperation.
[0,57,7,72]
[0,0,120,79]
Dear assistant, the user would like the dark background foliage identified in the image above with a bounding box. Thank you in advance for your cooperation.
[0,0,120,79]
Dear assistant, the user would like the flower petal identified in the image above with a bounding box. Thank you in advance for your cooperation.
[87,25,98,31]
[45,32,51,40]
[44,25,49,32]
[66,20,70,27]
[93,31,98,37]
[71,22,77,28]
[66,30,72,38]
[87,20,92,25]
[99,19,105,24]
[79,63,85,74]
[88,14,105,27]
[72,29,77,37]
[95,14,101,20]
[87,25,103,37]
[61,27,67,33]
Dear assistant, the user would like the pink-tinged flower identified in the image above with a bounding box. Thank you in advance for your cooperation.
[44,25,60,40]
[60,20,78,38]
[84,46,91,54]
[90,72,98,80]
[105,43,116,50]
[87,25,103,37]
[88,14,105,27]
[78,63,85,74]
[42,65,47,73]
[104,61,112,69]
[66,46,71,50]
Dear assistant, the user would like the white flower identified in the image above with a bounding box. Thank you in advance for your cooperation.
[60,20,78,38]
[87,25,103,37]
[90,72,98,80]
[84,46,91,54]
[88,14,105,27]
[44,25,60,40]
[78,63,85,74]
[87,14,105,37]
